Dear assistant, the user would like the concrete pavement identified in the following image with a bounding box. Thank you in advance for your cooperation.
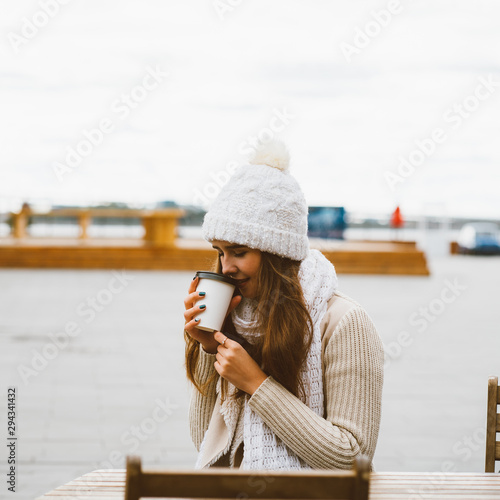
[1,254,499,499]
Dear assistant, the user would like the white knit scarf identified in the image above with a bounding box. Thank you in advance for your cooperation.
[199,249,338,470]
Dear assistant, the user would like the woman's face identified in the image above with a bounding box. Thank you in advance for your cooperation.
[211,240,262,299]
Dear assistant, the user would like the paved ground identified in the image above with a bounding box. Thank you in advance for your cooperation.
[1,254,500,499]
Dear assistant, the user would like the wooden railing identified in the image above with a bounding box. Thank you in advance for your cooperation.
[7,207,185,248]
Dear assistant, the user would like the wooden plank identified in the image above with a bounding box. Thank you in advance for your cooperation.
[0,238,429,275]
[37,496,122,500]
[40,497,500,500]
[36,471,500,500]
[373,482,500,488]
[44,492,123,496]
[26,208,184,218]
[486,376,499,472]
[125,455,141,500]
[121,456,371,500]
[140,471,355,500]
[371,495,500,500]
[373,476,500,482]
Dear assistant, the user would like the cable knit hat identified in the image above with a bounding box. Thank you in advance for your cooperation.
[202,139,309,261]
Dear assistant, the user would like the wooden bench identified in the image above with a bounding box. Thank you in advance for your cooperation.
[486,375,500,472]
[124,455,371,500]
[7,207,185,247]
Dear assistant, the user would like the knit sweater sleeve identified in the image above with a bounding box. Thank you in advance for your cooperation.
[188,348,219,451]
[248,306,384,469]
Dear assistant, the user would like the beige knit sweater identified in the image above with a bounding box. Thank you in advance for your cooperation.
[188,290,384,469]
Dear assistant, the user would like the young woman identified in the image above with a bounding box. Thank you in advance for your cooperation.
[183,140,384,470]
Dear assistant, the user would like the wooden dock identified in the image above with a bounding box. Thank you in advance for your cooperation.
[0,237,430,275]
[0,207,430,274]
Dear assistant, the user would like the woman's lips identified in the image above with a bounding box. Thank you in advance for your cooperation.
[235,278,249,288]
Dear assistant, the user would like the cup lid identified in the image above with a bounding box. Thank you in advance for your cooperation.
[195,271,238,286]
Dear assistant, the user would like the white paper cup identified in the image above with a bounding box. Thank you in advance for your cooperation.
[195,271,238,332]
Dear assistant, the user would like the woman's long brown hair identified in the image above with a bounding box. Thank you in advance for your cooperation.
[185,251,313,401]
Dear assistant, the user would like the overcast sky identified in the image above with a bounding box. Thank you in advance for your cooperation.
[1,0,499,218]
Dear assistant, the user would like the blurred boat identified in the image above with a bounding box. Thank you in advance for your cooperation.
[457,222,500,255]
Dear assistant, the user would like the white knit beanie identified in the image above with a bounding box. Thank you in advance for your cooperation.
[202,140,309,261]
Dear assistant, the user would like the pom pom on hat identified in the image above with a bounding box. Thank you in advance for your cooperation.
[249,139,290,172]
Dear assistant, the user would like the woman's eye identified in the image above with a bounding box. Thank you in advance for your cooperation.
[234,251,247,257]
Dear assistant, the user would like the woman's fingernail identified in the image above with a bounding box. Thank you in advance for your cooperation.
[193,276,197,280]
[198,292,206,297]
[199,304,206,309]
[195,318,200,322]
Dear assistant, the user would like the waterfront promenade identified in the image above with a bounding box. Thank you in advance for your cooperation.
[1,254,499,499]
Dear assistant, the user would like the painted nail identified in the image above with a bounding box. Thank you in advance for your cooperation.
[193,276,197,280]
[199,304,206,309]
[198,292,206,297]
[195,318,200,322]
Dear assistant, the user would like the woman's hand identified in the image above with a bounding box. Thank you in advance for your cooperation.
[184,277,241,354]
[213,331,268,395]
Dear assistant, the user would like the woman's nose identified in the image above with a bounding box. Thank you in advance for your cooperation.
[221,258,237,276]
